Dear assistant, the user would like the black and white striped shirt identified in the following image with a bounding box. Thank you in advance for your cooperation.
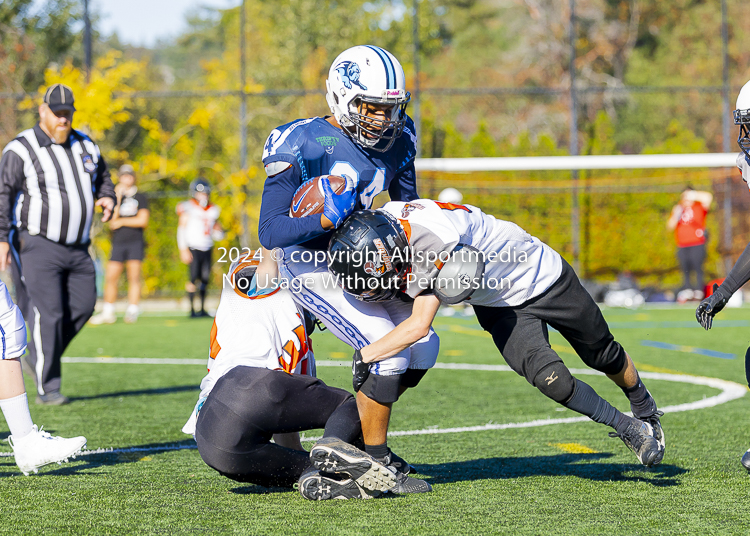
[0,124,115,245]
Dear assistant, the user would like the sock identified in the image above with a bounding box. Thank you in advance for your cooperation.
[364,442,390,460]
[102,302,115,316]
[187,291,195,313]
[0,393,34,438]
[620,374,657,419]
[564,379,631,434]
[126,303,139,315]
[199,286,207,312]
[322,399,361,445]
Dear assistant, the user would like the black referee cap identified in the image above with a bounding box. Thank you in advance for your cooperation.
[43,84,76,113]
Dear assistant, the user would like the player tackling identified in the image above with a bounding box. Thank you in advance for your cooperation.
[183,248,419,499]
[327,200,666,467]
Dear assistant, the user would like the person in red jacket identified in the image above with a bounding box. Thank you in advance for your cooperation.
[667,186,713,299]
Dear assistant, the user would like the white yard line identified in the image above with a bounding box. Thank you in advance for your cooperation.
[2,358,740,459]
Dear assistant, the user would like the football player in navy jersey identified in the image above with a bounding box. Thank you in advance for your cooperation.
[258,45,436,493]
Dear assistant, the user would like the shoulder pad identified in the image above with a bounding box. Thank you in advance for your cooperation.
[265,161,293,178]
[262,118,317,161]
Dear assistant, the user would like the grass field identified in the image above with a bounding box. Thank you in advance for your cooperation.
[1,305,750,535]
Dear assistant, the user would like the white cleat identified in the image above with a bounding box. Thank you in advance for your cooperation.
[9,425,86,475]
[89,312,116,325]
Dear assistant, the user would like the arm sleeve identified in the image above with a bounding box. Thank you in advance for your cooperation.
[94,153,116,202]
[0,150,25,243]
[717,244,750,298]
[257,165,327,249]
[388,161,419,202]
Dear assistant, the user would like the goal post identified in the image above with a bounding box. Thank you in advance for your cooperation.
[412,153,745,289]
[415,153,739,172]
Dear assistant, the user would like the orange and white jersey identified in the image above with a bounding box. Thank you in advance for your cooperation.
[379,200,563,307]
[182,255,314,435]
[176,199,221,251]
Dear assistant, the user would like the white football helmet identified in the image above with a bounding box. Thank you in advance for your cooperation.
[438,187,463,204]
[325,45,410,152]
[734,80,750,160]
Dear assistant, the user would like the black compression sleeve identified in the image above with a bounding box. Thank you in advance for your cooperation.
[718,243,750,298]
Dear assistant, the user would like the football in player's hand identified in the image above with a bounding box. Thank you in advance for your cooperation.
[289,175,347,218]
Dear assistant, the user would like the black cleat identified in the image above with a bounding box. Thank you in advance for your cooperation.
[609,417,663,467]
[297,466,379,500]
[309,437,396,493]
[387,471,432,494]
[741,449,750,473]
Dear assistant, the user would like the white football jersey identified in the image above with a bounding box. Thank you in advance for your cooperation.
[176,199,221,251]
[182,255,315,435]
[379,200,563,307]
[0,279,27,360]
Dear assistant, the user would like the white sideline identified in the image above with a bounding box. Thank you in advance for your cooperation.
[2,359,743,459]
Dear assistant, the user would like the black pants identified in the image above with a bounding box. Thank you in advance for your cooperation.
[677,243,705,291]
[189,248,212,285]
[472,260,627,388]
[195,366,360,488]
[10,231,96,394]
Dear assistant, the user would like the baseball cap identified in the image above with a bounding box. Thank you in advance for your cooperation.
[118,164,136,177]
[43,84,76,113]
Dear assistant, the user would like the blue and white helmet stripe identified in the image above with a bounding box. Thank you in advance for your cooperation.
[365,45,396,90]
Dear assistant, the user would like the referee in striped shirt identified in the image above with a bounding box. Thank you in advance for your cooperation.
[0,84,116,405]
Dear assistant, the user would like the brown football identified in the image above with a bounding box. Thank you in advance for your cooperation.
[289,175,347,218]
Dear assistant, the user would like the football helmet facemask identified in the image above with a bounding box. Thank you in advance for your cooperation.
[328,210,410,302]
[734,80,750,161]
[325,45,410,153]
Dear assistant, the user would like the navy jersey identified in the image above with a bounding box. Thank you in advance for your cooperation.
[258,116,419,250]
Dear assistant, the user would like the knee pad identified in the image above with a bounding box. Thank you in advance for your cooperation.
[359,374,401,404]
[533,362,575,403]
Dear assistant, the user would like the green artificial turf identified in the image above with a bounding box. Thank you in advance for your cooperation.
[1,306,749,535]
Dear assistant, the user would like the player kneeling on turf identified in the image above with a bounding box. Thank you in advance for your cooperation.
[0,280,86,475]
[328,201,666,467]
[182,247,420,499]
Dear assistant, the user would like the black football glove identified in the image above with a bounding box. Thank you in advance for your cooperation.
[695,284,729,330]
[352,349,370,393]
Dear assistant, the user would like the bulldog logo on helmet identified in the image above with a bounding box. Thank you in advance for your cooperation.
[335,61,368,91]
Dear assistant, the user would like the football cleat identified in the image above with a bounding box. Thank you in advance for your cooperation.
[642,410,665,451]
[741,449,750,472]
[9,425,86,476]
[297,466,380,500]
[89,312,116,325]
[387,470,432,494]
[309,437,396,493]
[609,417,663,467]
